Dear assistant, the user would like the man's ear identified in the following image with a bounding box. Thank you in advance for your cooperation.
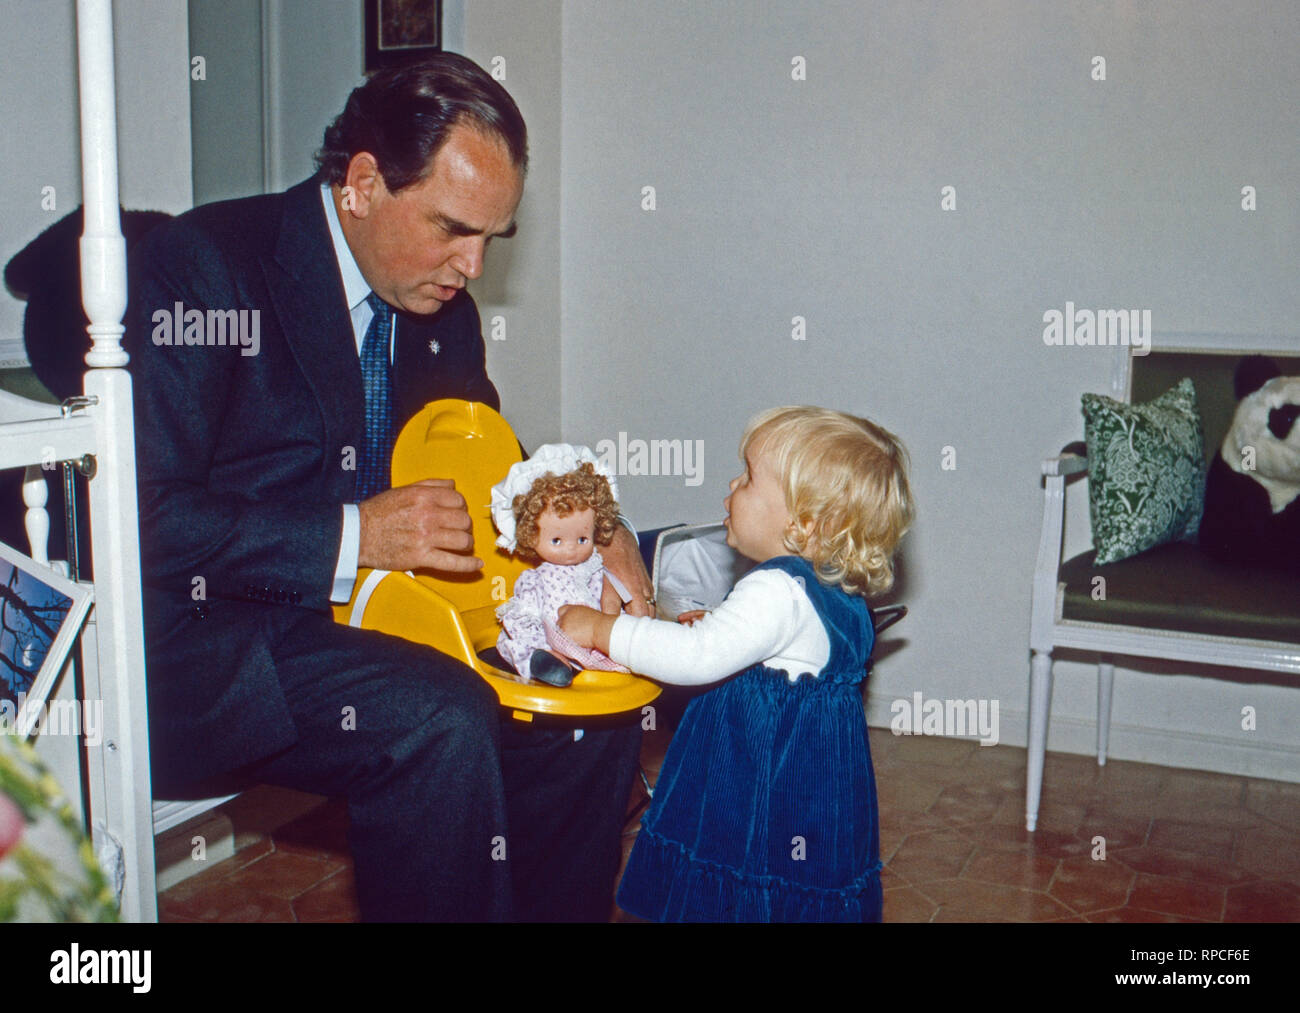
[341,152,382,218]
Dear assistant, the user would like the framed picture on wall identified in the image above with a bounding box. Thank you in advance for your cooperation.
[0,541,92,739]
[365,0,442,72]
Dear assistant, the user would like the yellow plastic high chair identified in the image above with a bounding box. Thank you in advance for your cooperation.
[333,399,661,721]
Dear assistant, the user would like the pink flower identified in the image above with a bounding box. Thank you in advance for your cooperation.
[0,791,23,860]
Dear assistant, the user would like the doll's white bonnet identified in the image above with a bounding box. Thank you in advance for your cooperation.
[489,443,620,552]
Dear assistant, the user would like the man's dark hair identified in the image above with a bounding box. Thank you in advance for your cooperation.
[315,53,528,192]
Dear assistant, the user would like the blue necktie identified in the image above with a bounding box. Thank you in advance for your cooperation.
[357,292,396,500]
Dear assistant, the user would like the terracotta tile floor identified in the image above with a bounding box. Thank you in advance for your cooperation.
[158,725,1300,923]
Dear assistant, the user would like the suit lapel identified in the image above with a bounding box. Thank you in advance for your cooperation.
[393,308,441,424]
[391,289,481,421]
[263,180,365,474]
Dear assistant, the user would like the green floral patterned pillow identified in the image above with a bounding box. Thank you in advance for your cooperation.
[1081,378,1206,565]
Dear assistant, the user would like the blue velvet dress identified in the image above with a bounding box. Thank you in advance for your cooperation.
[617,555,882,922]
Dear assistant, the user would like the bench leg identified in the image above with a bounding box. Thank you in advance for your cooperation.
[1026,649,1054,832]
[1097,656,1114,767]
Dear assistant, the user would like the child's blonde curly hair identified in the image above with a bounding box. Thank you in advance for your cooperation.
[512,462,621,562]
[742,406,914,598]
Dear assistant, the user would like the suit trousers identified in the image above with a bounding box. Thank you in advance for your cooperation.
[241,608,642,921]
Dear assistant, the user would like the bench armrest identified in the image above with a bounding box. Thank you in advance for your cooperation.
[1043,453,1087,477]
[1043,442,1088,477]
[1032,444,1090,649]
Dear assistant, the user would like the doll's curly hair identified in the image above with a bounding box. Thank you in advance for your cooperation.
[512,462,620,562]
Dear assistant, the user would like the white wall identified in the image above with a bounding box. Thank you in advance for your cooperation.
[189,0,365,199]
[559,0,1300,780]
[462,0,563,450]
[0,0,192,364]
[189,0,264,204]
[262,0,364,192]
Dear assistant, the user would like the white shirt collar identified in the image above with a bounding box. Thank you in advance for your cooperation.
[320,182,371,313]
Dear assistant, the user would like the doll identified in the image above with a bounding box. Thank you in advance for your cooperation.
[490,444,630,686]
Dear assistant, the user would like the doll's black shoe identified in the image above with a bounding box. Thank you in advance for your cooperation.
[529,650,576,688]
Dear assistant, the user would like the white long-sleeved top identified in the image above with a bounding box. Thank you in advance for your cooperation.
[607,567,830,686]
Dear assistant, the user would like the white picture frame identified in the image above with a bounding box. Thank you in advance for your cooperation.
[0,539,93,739]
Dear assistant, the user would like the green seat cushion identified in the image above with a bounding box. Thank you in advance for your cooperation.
[1059,543,1300,644]
[1082,378,1206,564]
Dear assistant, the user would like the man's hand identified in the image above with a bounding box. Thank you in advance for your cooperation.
[601,525,656,617]
[600,577,623,615]
[358,478,483,573]
[557,603,617,655]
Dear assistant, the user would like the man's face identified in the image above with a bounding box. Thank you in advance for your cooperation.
[340,123,524,315]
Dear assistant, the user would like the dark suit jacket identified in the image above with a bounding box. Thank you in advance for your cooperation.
[127,177,500,790]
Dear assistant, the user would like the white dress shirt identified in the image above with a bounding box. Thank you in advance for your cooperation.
[322,183,384,603]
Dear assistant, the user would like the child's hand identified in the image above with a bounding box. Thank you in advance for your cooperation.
[676,610,709,626]
[557,604,606,649]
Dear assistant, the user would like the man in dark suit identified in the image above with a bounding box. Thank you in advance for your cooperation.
[128,54,649,921]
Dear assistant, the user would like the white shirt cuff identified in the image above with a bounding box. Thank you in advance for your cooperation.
[331,503,361,603]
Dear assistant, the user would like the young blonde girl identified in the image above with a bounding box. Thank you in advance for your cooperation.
[559,406,913,922]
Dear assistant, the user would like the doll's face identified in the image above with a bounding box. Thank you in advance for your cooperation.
[534,507,597,566]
